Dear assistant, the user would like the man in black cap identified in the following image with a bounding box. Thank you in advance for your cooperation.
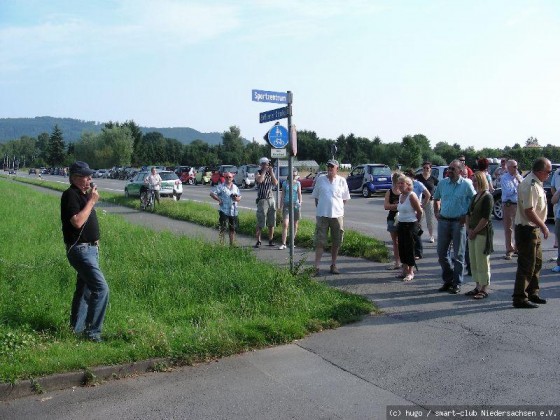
[60,161,109,342]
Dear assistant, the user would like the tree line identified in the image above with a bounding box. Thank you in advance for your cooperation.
[1,120,558,172]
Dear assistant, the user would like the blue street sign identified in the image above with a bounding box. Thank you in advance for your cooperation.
[267,125,289,149]
[259,106,289,123]
[252,89,288,104]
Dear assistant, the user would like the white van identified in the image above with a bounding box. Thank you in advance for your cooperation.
[234,164,259,189]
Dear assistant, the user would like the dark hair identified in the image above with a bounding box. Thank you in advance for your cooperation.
[404,168,415,178]
[422,161,432,167]
[532,157,549,173]
[477,158,489,171]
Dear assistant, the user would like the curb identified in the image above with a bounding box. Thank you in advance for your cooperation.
[0,358,168,401]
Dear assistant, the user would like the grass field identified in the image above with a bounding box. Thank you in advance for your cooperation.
[0,178,375,384]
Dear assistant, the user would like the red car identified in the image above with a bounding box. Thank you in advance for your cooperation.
[299,171,326,192]
[210,165,238,186]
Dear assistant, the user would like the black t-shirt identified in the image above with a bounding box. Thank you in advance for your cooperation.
[256,170,274,199]
[415,173,438,198]
[60,185,100,245]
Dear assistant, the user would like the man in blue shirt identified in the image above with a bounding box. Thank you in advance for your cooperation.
[501,160,522,259]
[210,172,241,246]
[433,160,476,294]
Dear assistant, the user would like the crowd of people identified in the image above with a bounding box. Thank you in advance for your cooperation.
[61,155,554,342]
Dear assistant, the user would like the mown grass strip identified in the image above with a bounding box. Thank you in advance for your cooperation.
[0,178,375,383]
[4,175,389,263]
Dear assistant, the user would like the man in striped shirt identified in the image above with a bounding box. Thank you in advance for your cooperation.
[254,157,278,247]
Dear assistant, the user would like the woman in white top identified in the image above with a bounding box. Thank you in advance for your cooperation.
[396,175,423,281]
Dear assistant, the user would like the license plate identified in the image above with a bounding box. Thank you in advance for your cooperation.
[378,177,387,182]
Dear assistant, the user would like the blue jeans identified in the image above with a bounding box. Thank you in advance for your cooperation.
[437,219,466,286]
[67,243,109,340]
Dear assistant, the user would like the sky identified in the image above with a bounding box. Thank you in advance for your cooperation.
[1,0,559,150]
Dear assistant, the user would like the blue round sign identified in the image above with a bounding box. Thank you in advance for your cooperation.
[267,125,289,149]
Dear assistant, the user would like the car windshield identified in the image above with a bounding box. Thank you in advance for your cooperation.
[160,172,178,181]
[223,166,237,172]
[246,166,258,174]
[370,167,391,176]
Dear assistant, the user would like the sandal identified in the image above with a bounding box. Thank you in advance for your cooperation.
[395,273,406,279]
[473,291,489,300]
[386,264,402,270]
[465,288,480,296]
[403,274,414,282]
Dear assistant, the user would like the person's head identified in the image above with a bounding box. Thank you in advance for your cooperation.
[391,171,401,186]
[151,167,157,175]
[403,168,415,178]
[448,159,463,181]
[326,159,339,178]
[259,157,270,169]
[472,170,489,192]
[506,159,518,176]
[477,158,489,172]
[458,155,467,165]
[500,158,507,168]
[69,161,95,192]
[532,157,552,182]
[397,175,413,193]
[292,169,299,179]
[422,161,432,173]
[223,172,233,184]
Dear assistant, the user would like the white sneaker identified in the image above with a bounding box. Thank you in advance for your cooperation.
[278,244,286,250]
[428,236,435,243]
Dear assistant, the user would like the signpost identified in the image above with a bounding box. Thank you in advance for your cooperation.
[252,89,288,104]
[259,106,289,124]
[253,89,296,271]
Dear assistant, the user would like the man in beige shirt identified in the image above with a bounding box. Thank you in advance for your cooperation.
[512,157,551,308]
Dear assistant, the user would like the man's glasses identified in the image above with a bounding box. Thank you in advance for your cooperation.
[225,177,233,179]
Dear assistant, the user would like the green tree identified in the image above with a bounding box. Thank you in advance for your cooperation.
[46,125,65,167]
[220,126,244,165]
[399,135,422,169]
[99,126,134,167]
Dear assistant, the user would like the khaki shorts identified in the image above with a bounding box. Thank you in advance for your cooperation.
[256,198,276,229]
[314,216,344,248]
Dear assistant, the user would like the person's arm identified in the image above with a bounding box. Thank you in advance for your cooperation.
[269,166,278,186]
[71,189,99,229]
[210,189,222,205]
[297,182,303,205]
[410,193,423,222]
[421,185,430,207]
[552,189,560,205]
[279,183,285,208]
[255,170,265,184]
[524,207,549,239]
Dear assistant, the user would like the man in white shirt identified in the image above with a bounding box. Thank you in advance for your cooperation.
[311,159,351,275]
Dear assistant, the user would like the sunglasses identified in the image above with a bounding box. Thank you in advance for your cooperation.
[225,177,233,179]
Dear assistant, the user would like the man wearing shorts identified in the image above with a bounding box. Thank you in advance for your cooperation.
[312,159,351,275]
[254,157,278,247]
[210,172,241,246]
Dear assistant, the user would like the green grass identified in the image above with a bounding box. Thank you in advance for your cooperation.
[0,178,375,383]
[5,175,389,263]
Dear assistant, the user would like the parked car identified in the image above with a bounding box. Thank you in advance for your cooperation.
[210,165,238,186]
[491,164,558,220]
[93,169,108,178]
[415,165,450,183]
[124,170,183,200]
[346,164,392,197]
[175,166,196,185]
[235,164,259,189]
[195,166,212,185]
[28,168,37,175]
[299,171,326,193]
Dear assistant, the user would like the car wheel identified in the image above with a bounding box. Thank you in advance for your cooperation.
[188,179,194,185]
[242,180,247,189]
[125,189,129,198]
[493,197,503,220]
[175,193,181,201]
[362,186,371,198]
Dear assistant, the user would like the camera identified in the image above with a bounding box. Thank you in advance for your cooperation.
[90,182,96,189]
[230,193,238,199]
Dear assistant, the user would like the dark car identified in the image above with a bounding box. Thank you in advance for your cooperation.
[492,164,558,220]
[346,164,392,197]
[28,168,37,175]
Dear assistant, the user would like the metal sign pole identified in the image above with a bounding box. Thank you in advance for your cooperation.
[287,91,294,272]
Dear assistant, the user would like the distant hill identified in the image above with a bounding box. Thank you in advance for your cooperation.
[0,116,224,145]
